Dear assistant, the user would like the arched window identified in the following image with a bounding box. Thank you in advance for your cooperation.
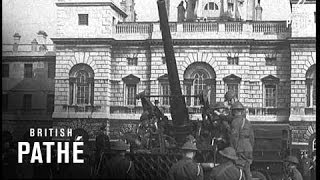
[204,2,219,11]
[69,64,94,106]
[193,72,207,106]
[306,65,316,107]
[183,62,216,107]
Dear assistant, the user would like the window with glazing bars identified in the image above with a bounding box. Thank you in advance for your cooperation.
[161,83,170,105]
[227,57,239,65]
[78,14,88,25]
[193,72,207,106]
[76,71,90,104]
[127,84,137,105]
[265,84,276,107]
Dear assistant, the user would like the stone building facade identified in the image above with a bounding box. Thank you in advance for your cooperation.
[2,33,56,140]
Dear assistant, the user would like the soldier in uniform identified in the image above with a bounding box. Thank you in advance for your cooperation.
[224,91,239,110]
[283,156,303,180]
[209,147,244,180]
[229,101,254,180]
[169,141,203,180]
[210,102,230,150]
[95,125,110,176]
[101,140,135,179]
[300,151,313,180]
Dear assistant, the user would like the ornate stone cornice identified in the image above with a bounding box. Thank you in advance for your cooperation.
[55,2,127,18]
[51,38,115,45]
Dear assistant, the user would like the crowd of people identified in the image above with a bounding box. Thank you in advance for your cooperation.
[2,91,317,180]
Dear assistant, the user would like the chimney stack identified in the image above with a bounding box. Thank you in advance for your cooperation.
[13,33,21,52]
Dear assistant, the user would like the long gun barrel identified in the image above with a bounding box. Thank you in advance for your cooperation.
[157,0,191,144]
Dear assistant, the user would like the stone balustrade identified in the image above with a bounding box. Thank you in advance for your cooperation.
[114,21,291,40]
[115,22,153,34]
[182,22,219,32]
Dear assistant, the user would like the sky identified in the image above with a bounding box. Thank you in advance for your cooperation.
[2,0,291,44]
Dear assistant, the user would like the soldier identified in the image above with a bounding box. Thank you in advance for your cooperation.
[283,156,303,180]
[101,140,135,179]
[95,125,110,176]
[168,141,203,180]
[224,90,239,110]
[210,102,230,150]
[229,101,254,180]
[300,151,312,180]
[209,147,244,180]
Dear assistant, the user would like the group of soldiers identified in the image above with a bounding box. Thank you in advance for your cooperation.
[2,91,314,180]
[167,90,255,180]
[167,90,310,180]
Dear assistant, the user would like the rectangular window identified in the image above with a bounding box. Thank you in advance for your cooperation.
[162,57,166,64]
[24,64,33,78]
[265,84,276,107]
[47,94,54,113]
[127,84,137,105]
[265,57,277,66]
[127,57,138,66]
[2,94,8,111]
[161,83,170,105]
[2,64,9,77]
[312,81,316,106]
[227,83,239,98]
[78,14,88,25]
[185,85,192,106]
[48,62,55,78]
[23,94,32,111]
[227,57,239,65]
[306,83,311,107]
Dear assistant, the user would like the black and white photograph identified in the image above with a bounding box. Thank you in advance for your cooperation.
[2,0,316,179]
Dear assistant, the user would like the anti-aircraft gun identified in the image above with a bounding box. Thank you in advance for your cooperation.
[157,0,195,147]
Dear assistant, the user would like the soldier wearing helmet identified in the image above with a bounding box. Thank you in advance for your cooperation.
[169,141,203,180]
[207,102,230,150]
[283,156,303,180]
[229,101,254,180]
[101,140,136,179]
[224,91,239,109]
[209,147,244,180]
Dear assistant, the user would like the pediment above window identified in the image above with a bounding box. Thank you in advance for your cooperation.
[223,74,241,83]
[122,74,140,84]
[261,75,279,84]
[158,74,169,83]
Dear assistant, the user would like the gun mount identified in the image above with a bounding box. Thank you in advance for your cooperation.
[157,0,192,145]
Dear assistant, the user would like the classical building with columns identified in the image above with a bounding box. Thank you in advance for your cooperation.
[1,0,316,153]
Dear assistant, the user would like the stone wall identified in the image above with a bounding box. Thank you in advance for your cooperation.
[53,45,112,118]
[289,43,316,120]
[56,2,125,38]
